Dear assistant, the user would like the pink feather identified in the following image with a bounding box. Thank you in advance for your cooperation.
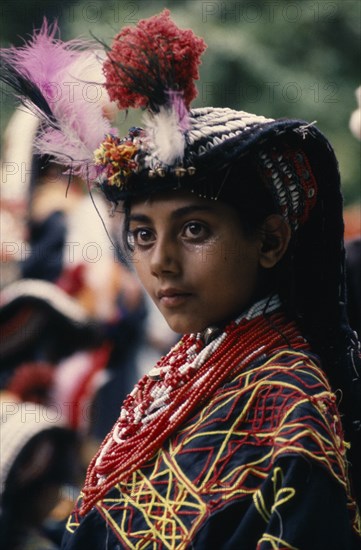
[7,20,83,97]
[2,19,116,178]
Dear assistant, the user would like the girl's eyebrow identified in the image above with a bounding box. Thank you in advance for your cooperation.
[128,213,152,223]
[129,205,214,224]
[171,205,214,219]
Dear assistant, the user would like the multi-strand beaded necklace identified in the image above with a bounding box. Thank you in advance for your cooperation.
[81,295,309,514]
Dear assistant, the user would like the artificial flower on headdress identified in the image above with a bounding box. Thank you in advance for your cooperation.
[94,134,139,186]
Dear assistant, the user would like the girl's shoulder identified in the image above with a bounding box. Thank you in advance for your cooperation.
[236,348,330,396]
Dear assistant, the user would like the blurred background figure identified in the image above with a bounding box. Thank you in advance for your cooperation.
[344,86,361,339]
[346,238,361,339]
[0,398,79,550]
[349,86,361,142]
[1,108,39,289]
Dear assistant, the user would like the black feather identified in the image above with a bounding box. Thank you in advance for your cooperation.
[0,56,59,128]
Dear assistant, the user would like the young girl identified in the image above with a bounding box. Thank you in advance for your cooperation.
[2,11,360,549]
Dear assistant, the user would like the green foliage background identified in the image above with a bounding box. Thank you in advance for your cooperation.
[1,0,360,204]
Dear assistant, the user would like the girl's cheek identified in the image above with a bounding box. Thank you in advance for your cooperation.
[130,251,145,274]
[193,237,220,261]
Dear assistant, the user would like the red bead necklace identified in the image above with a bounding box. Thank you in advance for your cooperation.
[80,295,309,515]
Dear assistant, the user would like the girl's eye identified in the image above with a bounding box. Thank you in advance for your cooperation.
[128,228,155,248]
[183,222,209,240]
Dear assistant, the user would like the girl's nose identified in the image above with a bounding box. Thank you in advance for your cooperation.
[150,236,180,277]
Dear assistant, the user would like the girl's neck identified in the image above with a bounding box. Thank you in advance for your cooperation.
[197,294,282,345]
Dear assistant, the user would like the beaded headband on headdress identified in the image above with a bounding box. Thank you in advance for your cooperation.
[96,106,320,231]
[0,11,325,233]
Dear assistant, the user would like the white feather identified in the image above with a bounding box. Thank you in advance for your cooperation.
[143,106,186,167]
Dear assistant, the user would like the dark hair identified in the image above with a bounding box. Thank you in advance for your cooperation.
[212,159,293,306]
[217,156,346,363]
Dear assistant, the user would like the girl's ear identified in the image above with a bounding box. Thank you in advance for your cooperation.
[258,215,291,269]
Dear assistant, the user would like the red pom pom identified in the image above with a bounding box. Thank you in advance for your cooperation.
[103,9,207,110]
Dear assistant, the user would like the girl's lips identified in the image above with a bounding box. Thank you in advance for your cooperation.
[157,289,192,307]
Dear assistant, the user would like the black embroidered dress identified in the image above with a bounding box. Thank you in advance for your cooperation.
[63,344,360,549]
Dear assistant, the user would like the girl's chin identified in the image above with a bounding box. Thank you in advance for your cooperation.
[163,316,205,335]
[164,316,215,335]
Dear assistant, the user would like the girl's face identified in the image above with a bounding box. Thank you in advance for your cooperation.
[127,190,264,333]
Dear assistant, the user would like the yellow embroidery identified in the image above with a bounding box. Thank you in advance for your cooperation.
[65,494,83,533]
[258,533,299,550]
[97,451,206,549]
[253,467,296,525]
